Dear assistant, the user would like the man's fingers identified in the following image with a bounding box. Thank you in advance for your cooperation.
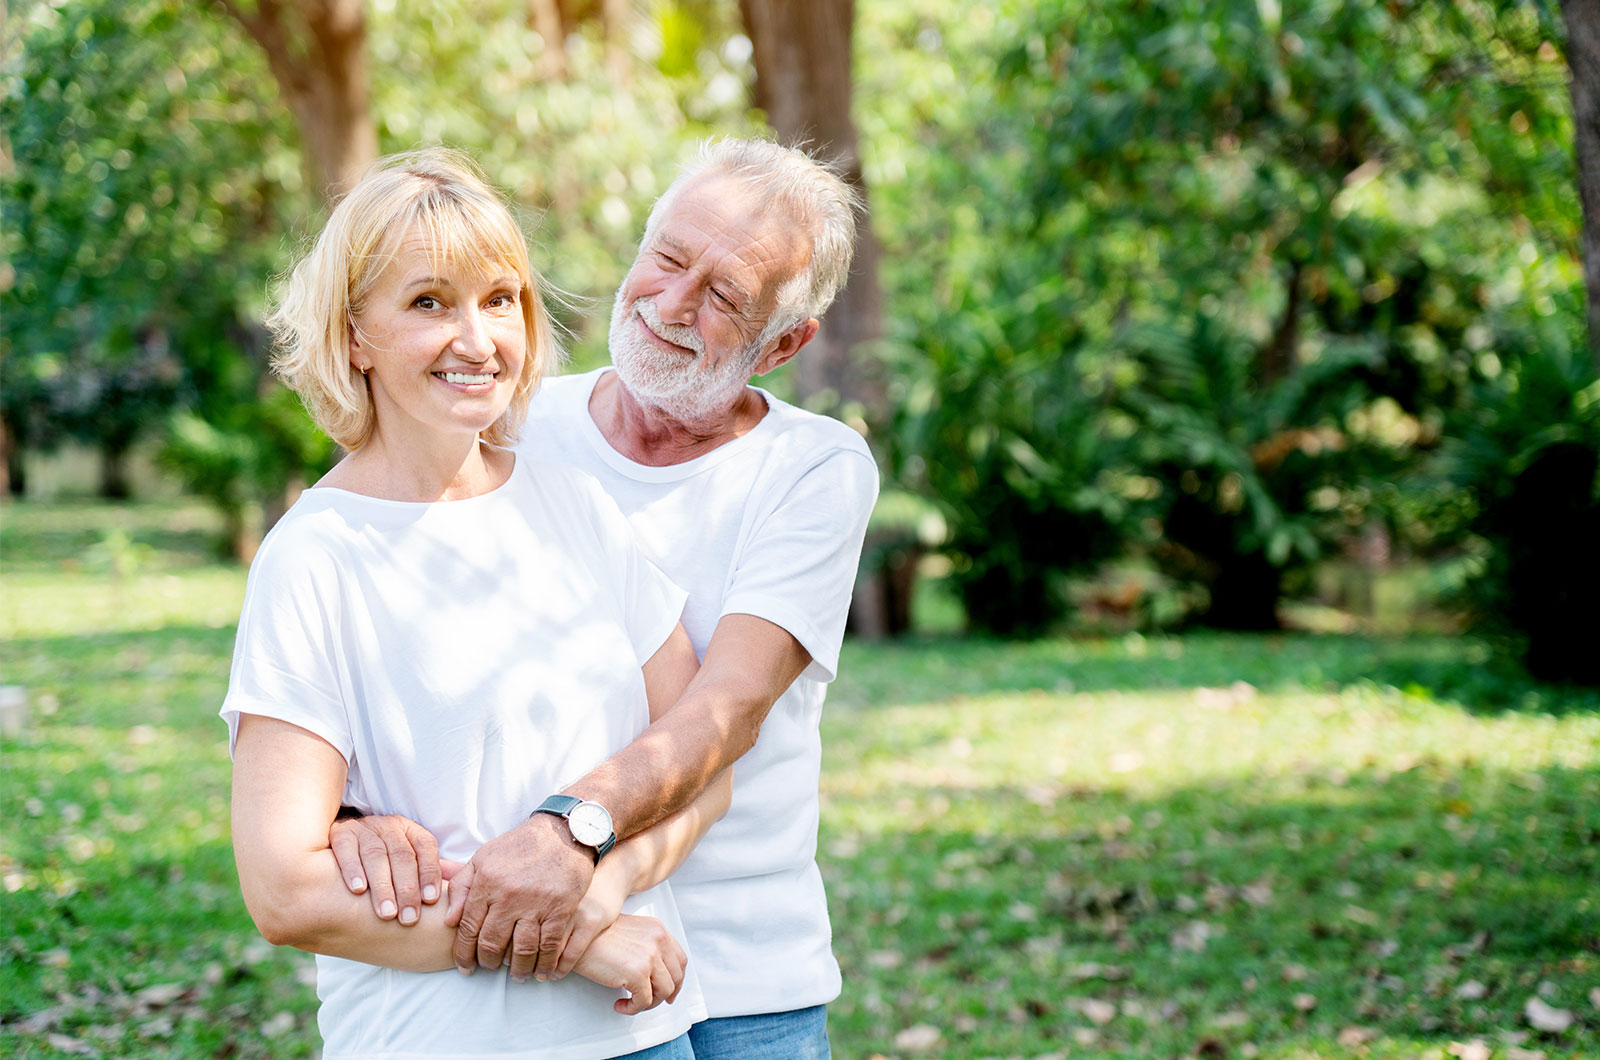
[475,909,514,974]
[533,917,567,982]
[452,885,487,973]
[507,919,543,983]
[443,861,473,927]
[329,821,368,895]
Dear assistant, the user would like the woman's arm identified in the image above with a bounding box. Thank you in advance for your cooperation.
[231,712,458,971]
[233,711,688,1010]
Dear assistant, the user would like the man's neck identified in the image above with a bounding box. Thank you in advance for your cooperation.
[589,369,770,467]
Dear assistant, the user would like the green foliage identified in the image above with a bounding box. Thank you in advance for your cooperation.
[864,0,1581,634]
[1445,297,1600,684]
[4,501,1599,1059]
[1,0,298,475]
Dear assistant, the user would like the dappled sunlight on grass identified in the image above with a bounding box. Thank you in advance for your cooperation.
[4,502,1597,1059]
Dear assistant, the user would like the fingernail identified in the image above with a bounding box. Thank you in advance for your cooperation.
[423,885,438,901]
[511,974,528,984]
[399,906,418,925]
[351,876,365,891]
[535,973,547,982]
[457,965,473,976]
[379,900,396,918]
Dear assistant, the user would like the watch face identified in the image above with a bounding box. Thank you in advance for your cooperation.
[567,801,613,846]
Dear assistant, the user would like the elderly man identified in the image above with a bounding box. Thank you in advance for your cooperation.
[332,138,877,1058]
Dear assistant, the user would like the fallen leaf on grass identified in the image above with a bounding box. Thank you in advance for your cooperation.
[1456,980,1489,999]
[1337,1026,1378,1047]
[260,1012,296,1039]
[1524,996,1574,1034]
[1446,1040,1490,1060]
[1209,1010,1250,1029]
[1592,987,1600,1010]
[1067,961,1129,981]
[46,1034,97,1057]
[1506,1049,1547,1060]
[133,983,187,1008]
[892,1024,941,1052]
[1070,997,1118,1025]
[1292,993,1317,1012]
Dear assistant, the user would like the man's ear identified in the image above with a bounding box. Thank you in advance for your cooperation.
[753,318,819,377]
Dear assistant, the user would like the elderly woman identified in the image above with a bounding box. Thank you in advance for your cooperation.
[222,148,725,1060]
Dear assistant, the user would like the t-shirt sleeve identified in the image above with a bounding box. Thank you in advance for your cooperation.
[218,531,355,762]
[583,476,689,666]
[720,446,879,682]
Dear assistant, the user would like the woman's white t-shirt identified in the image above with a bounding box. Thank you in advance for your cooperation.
[220,454,703,1060]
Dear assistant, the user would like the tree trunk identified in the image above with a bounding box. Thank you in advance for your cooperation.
[739,0,893,635]
[99,442,131,500]
[738,0,883,421]
[1562,0,1600,371]
[527,0,569,80]
[602,0,631,84]
[219,0,378,203]
[1,415,22,497]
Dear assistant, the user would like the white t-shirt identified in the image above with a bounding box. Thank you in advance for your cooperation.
[517,369,879,1018]
[220,454,706,1060]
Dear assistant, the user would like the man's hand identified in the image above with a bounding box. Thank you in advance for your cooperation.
[444,813,595,981]
[329,813,443,926]
[571,914,687,1015]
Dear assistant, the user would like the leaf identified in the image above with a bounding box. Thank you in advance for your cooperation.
[260,1011,295,1038]
[1338,1026,1379,1046]
[1293,993,1318,1012]
[1070,997,1118,1025]
[1524,996,1574,1034]
[133,983,187,1007]
[892,1024,942,1052]
[1446,1041,1490,1060]
[1455,980,1489,1000]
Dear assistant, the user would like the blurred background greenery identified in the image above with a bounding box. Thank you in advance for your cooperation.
[3,0,1598,667]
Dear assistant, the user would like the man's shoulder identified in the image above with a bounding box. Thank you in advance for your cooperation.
[757,391,875,466]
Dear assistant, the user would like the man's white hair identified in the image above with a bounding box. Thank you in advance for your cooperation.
[640,137,863,341]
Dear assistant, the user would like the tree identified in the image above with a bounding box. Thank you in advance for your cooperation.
[214,0,377,201]
[2,0,300,498]
[1562,0,1600,369]
[738,0,884,424]
[872,0,1578,633]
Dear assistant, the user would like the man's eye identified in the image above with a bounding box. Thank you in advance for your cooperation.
[712,289,735,309]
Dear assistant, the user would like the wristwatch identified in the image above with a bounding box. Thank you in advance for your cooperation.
[532,794,616,863]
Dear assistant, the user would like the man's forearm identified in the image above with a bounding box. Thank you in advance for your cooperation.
[562,614,809,840]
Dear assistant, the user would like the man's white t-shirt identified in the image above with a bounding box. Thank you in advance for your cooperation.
[220,455,706,1060]
[517,368,879,1018]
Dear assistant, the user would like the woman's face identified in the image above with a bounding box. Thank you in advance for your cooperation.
[349,227,527,448]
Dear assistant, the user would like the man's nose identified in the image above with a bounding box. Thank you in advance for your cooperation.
[654,274,698,326]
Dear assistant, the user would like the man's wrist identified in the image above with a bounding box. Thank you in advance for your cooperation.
[531,795,617,863]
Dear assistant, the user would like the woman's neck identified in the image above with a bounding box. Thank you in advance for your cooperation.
[319,431,511,502]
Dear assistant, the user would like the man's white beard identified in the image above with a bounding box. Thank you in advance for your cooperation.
[609,289,762,425]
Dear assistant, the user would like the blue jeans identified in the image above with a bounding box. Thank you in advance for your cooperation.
[616,1032,695,1060]
[688,1005,830,1060]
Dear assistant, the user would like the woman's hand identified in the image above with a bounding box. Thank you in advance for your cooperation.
[329,813,454,926]
[571,914,687,1015]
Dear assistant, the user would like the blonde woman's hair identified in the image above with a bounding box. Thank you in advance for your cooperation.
[266,147,560,450]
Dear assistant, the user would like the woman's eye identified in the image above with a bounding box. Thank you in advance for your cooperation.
[413,295,440,310]
[487,292,517,310]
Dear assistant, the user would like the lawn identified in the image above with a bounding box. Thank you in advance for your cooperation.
[2,499,1597,1059]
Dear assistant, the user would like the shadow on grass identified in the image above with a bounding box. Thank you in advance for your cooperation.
[823,760,1600,1059]
[835,632,1600,717]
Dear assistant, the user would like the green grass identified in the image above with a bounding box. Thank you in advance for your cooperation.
[2,499,1598,1059]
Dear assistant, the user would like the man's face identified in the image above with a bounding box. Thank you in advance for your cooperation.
[608,174,810,423]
